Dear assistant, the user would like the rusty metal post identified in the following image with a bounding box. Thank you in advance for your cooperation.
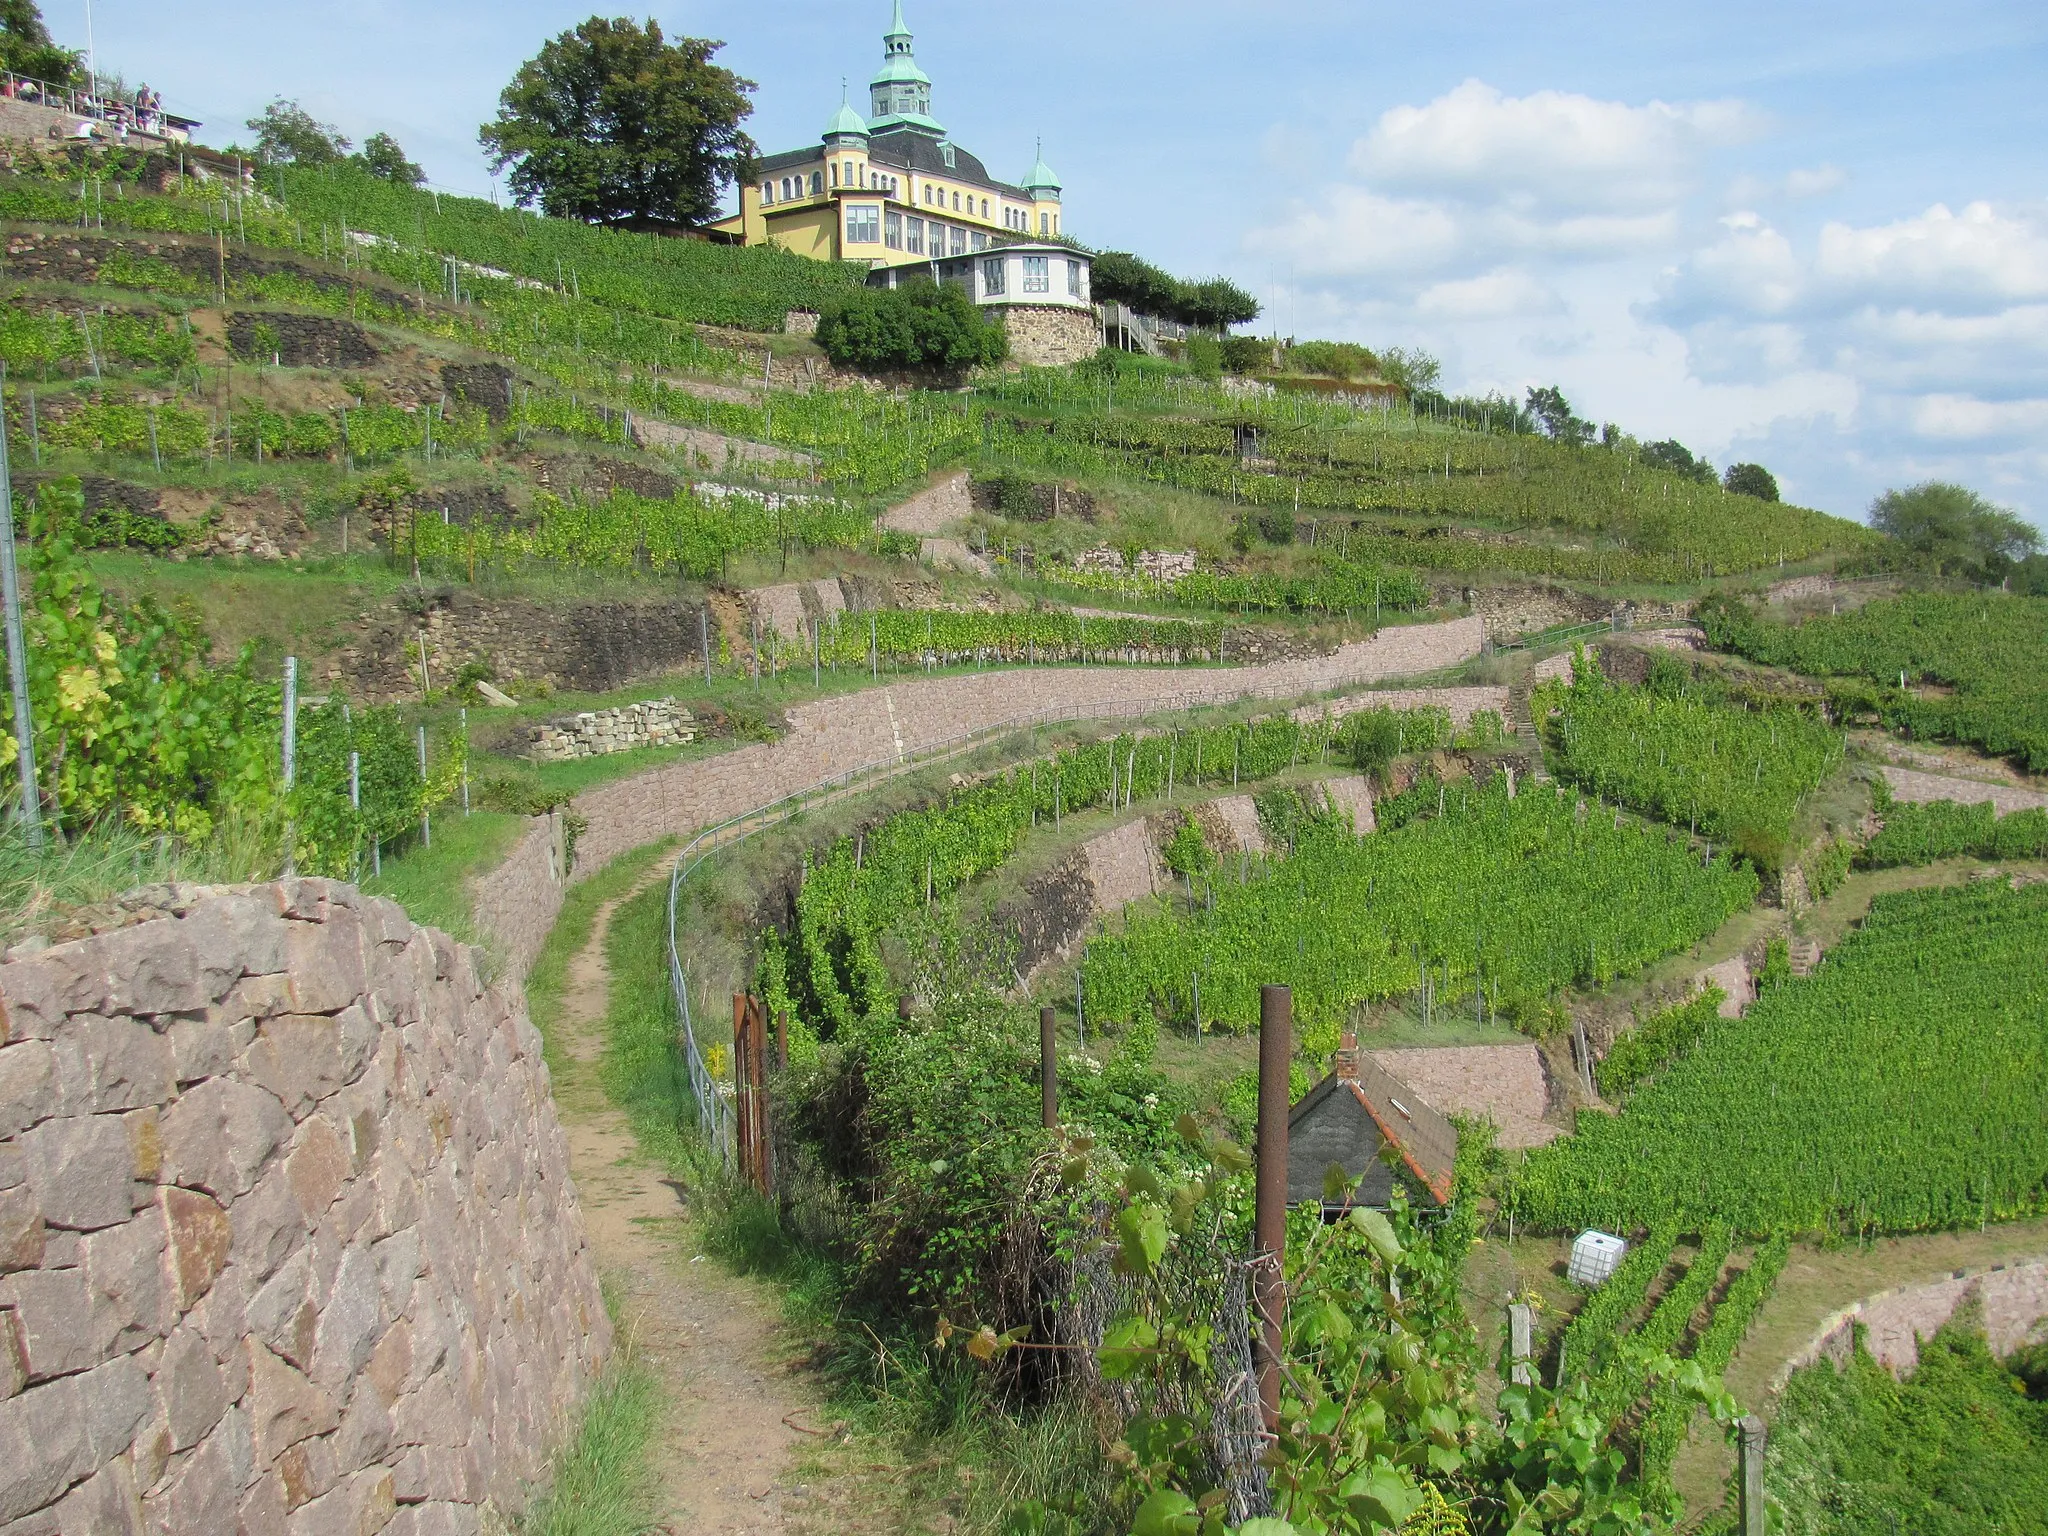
[1738,1414,1767,1536]
[747,996,772,1196]
[731,994,753,1186]
[1255,983,1291,1433]
[1040,1007,1057,1129]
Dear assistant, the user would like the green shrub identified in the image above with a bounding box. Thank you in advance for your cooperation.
[1285,339,1381,380]
[1805,835,1854,897]
[1184,334,1221,380]
[815,281,1009,372]
[1597,988,1723,1101]
[1218,334,1270,375]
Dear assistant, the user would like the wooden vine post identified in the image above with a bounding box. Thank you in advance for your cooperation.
[1039,1007,1057,1130]
[1255,983,1291,1433]
[732,994,772,1195]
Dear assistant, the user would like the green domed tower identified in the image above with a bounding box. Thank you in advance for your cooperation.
[868,1,944,137]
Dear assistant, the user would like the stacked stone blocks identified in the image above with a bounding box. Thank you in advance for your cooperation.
[526,699,695,762]
[0,880,609,1533]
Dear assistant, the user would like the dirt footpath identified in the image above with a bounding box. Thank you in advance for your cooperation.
[555,890,837,1533]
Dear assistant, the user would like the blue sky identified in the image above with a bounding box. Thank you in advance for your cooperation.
[61,0,2048,531]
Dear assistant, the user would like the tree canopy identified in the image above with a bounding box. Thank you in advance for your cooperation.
[1722,462,1779,501]
[246,99,351,166]
[815,281,1008,374]
[1090,251,1260,331]
[480,19,756,232]
[356,132,425,187]
[1526,385,1594,446]
[1642,438,1717,484]
[1870,481,2040,579]
[0,0,78,87]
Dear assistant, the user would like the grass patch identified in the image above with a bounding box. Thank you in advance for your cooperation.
[358,809,525,949]
[523,839,675,1069]
[0,810,287,942]
[513,1283,660,1536]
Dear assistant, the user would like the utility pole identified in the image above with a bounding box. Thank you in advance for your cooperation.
[0,365,41,847]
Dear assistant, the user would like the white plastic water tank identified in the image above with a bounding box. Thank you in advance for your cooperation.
[1568,1230,1628,1286]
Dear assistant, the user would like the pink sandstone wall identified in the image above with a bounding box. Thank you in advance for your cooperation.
[1777,1258,2048,1386]
[0,880,608,1533]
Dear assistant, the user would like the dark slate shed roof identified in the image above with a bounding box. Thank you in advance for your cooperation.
[1286,1052,1458,1207]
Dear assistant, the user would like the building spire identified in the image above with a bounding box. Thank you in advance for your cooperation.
[869,0,940,135]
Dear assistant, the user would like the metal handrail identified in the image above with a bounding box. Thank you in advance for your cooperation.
[662,663,1449,1154]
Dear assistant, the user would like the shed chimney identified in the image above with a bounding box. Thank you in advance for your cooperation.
[1334,1027,1361,1083]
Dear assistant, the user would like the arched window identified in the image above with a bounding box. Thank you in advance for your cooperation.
[830,163,839,187]
[810,171,822,195]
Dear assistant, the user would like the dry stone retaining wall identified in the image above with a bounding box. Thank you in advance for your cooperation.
[1879,766,2048,817]
[1294,685,1510,730]
[878,472,972,535]
[0,880,609,1533]
[465,817,568,996]
[469,616,1484,984]
[526,700,695,762]
[1776,1258,2048,1387]
[562,616,1483,878]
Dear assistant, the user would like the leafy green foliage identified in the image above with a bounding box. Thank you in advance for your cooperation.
[816,281,1009,372]
[1284,340,1380,381]
[1524,387,1592,447]
[1700,591,2048,771]
[1087,774,1755,1046]
[1537,652,1844,867]
[353,132,424,188]
[1868,481,2038,579]
[780,715,1364,1036]
[1514,880,2048,1236]
[1803,835,1853,897]
[285,697,460,877]
[245,98,351,166]
[0,304,198,377]
[1721,463,1778,502]
[275,161,862,331]
[1768,1318,2048,1535]
[1863,797,2048,866]
[480,20,758,232]
[1554,1228,1677,1387]
[1640,441,1715,486]
[0,0,79,86]
[1595,989,1723,1102]
[1089,252,1260,329]
[0,483,276,838]
[1061,1122,1727,1535]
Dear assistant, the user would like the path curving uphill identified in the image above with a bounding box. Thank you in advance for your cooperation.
[473,616,1486,985]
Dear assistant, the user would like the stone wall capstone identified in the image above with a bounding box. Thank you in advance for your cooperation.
[0,878,608,1533]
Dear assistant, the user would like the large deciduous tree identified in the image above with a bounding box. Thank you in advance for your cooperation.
[480,19,756,232]
[1526,384,1593,446]
[1870,481,2039,578]
[0,0,79,87]
[1722,462,1780,501]
[246,98,350,166]
[354,132,425,187]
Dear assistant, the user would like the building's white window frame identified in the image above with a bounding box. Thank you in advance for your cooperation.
[1022,255,1050,293]
[971,230,988,252]
[884,208,904,250]
[1066,259,1085,298]
[760,181,773,205]
[846,204,881,244]
[981,256,1006,297]
[906,216,925,255]
[810,171,823,195]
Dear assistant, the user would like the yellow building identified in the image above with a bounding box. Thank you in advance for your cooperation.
[707,2,1068,272]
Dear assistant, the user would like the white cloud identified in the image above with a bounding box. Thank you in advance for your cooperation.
[1417,269,1560,321]
[1909,394,2048,441]
[1245,82,2048,528]
[1351,79,1760,214]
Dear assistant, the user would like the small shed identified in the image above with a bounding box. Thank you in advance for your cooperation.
[1287,1034,1458,1212]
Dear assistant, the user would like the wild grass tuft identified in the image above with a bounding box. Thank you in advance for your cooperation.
[513,1282,660,1536]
